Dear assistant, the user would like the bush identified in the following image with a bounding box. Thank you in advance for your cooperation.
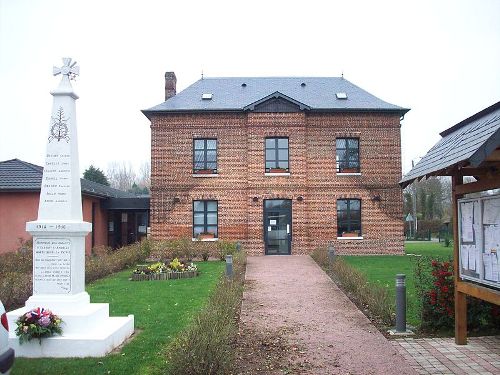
[166,250,246,374]
[0,272,32,311]
[86,239,152,283]
[311,248,394,326]
[414,257,500,331]
[217,240,237,261]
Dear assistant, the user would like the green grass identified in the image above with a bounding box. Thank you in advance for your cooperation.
[12,261,225,375]
[343,241,453,326]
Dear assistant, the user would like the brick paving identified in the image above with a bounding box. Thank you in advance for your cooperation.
[392,336,500,375]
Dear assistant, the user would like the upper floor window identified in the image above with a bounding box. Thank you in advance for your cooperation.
[193,139,217,174]
[337,199,361,237]
[336,138,360,173]
[265,137,289,173]
[193,200,218,239]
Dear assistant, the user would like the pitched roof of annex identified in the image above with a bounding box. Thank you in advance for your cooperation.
[0,158,137,199]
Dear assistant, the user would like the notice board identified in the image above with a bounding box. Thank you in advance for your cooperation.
[458,193,500,289]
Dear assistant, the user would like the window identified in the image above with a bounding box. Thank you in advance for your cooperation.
[336,138,360,173]
[337,199,361,237]
[193,200,218,238]
[193,139,217,174]
[265,137,289,172]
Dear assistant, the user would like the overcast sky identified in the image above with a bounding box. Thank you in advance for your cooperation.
[1,0,499,176]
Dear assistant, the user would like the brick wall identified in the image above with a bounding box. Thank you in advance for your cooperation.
[150,111,404,255]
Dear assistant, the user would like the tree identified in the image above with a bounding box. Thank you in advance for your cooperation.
[138,161,150,189]
[83,165,109,186]
[107,161,137,191]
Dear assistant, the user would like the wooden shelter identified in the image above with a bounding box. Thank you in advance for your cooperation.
[400,101,500,344]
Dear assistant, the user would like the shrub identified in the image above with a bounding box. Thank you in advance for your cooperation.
[0,272,33,311]
[166,251,246,374]
[217,240,237,261]
[414,257,500,331]
[311,247,394,326]
[85,239,152,283]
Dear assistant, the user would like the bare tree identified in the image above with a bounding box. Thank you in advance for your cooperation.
[138,161,151,189]
[107,161,137,191]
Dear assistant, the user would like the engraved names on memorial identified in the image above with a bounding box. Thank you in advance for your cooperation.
[34,238,71,294]
[41,152,71,206]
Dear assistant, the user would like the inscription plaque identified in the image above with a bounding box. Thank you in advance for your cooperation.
[33,238,71,294]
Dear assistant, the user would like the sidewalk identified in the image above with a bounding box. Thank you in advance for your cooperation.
[238,255,417,374]
[393,336,500,374]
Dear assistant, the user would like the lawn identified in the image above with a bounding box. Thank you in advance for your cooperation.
[343,241,453,326]
[12,261,225,375]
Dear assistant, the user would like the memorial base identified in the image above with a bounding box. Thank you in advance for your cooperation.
[7,294,134,357]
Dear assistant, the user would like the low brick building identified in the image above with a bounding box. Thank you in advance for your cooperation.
[0,159,150,254]
[143,74,409,255]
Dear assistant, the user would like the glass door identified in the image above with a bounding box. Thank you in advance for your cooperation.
[264,199,292,255]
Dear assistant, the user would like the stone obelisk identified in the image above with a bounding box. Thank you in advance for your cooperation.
[8,58,134,358]
[26,58,91,306]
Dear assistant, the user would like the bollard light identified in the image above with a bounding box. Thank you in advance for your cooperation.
[395,274,407,333]
[327,243,335,264]
[225,255,233,279]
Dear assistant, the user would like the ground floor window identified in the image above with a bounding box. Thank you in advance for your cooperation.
[193,200,218,238]
[337,199,361,237]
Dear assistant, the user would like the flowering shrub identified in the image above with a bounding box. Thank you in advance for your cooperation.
[415,257,500,331]
[422,260,454,328]
[15,307,63,344]
[133,258,197,275]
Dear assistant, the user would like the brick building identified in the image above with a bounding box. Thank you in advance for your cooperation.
[143,74,409,255]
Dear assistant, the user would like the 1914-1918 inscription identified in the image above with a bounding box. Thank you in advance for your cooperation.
[33,238,71,294]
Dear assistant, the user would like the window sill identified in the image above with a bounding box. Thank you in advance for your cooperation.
[192,237,219,242]
[192,173,219,178]
[337,236,363,240]
[265,172,290,177]
[337,172,361,176]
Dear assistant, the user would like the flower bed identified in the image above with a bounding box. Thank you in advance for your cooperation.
[132,258,199,281]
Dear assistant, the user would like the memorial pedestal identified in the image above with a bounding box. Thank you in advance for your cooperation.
[7,224,134,358]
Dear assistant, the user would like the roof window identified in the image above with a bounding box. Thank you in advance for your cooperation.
[336,92,348,100]
[202,93,213,100]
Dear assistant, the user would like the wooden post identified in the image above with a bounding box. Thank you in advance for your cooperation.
[452,175,467,345]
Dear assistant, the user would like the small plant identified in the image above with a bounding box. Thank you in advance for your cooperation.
[15,307,63,344]
[201,250,210,261]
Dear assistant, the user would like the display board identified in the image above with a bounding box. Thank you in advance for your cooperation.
[458,194,500,289]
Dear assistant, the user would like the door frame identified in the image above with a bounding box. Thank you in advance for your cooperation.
[263,199,292,255]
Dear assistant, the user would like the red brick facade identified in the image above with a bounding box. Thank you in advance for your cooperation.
[149,109,404,255]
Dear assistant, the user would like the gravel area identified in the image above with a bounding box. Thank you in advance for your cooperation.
[237,255,417,374]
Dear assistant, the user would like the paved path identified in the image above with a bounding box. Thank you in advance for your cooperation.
[239,255,417,374]
[393,336,500,374]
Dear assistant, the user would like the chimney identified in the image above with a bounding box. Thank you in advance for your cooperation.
[165,71,177,101]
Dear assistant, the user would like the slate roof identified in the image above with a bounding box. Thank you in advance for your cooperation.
[143,77,408,115]
[400,101,500,188]
[0,158,136,199]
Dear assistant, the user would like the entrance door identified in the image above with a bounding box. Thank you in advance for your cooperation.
[264,199,292,255]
